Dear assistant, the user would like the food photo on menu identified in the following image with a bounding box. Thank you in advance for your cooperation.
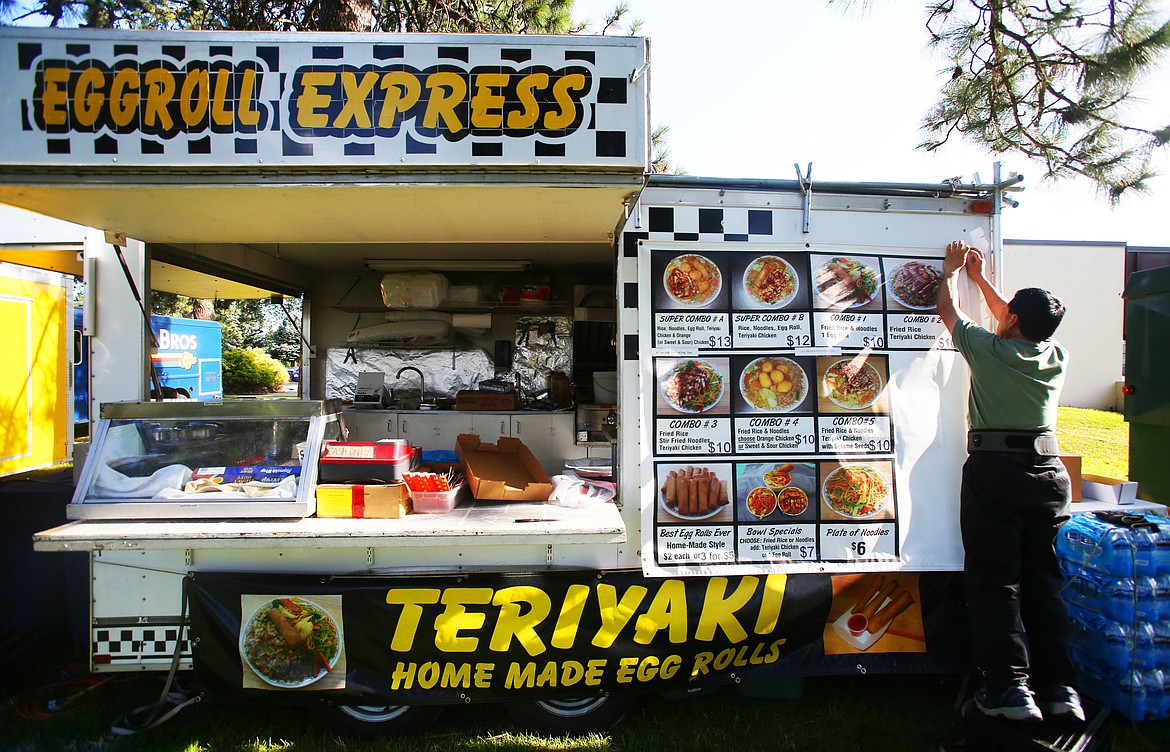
[825,573,926,655]
[656,357,731,415]
[735,462,817,522]
[883,258,944,312]
[816,354,890,414]
[239,594,346,690]
[657,252,726,308]
[736,355,812,413]
[817,460,896,522]
[733,253,806,309]
[811,254,884,310]
[656,463,734,523]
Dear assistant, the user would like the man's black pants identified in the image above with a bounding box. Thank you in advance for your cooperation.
[960,451,1077,695]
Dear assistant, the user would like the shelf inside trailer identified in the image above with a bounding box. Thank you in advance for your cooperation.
[32,497,626,552]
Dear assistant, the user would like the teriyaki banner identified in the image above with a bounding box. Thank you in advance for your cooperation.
[0,29,647,169]
[189,569,966,702]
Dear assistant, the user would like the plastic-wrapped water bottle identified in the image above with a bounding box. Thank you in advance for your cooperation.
[1104,576,1159,624]
[1154,620,1170,667]
[1058,514,1139,576]
[1147,516,1170,576]
[1141,669,1166,721]
[1066,604,1156,671]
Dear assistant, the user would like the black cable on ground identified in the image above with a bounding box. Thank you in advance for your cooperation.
[14,671,130,720]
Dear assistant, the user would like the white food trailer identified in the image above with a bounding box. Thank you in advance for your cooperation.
[1,27,1027,734]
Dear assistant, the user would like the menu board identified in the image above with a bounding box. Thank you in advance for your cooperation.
[643,247,953,573]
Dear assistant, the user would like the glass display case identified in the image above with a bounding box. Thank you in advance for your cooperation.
[69,400,341,520]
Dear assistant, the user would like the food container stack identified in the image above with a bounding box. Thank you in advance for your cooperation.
[1056,512,1170,721]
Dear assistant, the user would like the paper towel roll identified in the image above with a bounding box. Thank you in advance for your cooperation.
[452,313,492,330]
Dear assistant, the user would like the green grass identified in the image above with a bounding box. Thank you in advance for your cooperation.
[1057,406,1130,479]
[4,642,1169,752]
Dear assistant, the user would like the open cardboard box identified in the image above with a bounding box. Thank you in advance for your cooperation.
[1060,455,1082,503]
[456,434,553,501]
[1081,474,1139,505]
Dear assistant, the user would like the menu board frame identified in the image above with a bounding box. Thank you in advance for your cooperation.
[637,239,967,576]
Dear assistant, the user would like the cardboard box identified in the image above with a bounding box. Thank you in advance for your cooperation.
[456,434,553,501]
[456,390,517,411]
[1081,474,1139,505]
[318,441,418,482]
[316,483,412,518]
[1060,455,1082,503]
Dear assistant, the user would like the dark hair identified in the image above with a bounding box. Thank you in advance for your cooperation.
[1008,287,1065,341]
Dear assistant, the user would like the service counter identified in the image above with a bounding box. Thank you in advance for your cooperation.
[33,497,627,552]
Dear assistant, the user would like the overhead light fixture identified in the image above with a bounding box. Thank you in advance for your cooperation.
[364,259,532,272]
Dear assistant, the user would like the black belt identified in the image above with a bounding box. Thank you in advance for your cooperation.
[967,430,1060,456]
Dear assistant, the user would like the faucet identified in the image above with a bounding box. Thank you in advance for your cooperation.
[396,367,425,402]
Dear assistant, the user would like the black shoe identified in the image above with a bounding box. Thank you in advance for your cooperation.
[1036,684,1086,722]
[974,684,1043,722]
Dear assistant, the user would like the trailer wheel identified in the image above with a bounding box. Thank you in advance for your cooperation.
[504,694,640,734]
[318,703,443,737]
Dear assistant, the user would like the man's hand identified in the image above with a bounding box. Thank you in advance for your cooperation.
[966,247,987,280]
[937,240,970,333]
[944,241,969,276]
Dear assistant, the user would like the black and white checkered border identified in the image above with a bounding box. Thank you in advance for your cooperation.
[17,40,633,161]
[624,205,779,250]
[93,624,190,665]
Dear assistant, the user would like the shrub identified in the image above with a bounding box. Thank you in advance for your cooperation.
[222,347,288,394]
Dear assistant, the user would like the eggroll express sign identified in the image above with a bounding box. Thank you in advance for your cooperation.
[2,33,640,166]
[188,570,960,701]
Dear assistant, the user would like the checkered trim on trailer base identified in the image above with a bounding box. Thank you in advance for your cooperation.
[93,624,190,667]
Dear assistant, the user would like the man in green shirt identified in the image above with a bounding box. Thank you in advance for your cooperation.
[937,240,1084,723]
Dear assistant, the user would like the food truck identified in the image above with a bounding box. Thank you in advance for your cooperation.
[1,27,1037,734]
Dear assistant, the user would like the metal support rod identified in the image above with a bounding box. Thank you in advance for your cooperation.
[795,162,813,234]
[111,240,165,401]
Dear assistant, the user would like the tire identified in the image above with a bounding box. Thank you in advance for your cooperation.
[317,703,444,738]
[504,693,641,734]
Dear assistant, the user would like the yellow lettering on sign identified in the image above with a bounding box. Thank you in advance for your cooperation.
[179,69,210,126]
[423,71,467,133]
[469,72,508,129]
[490,586,551,656]
[753,574,787,634]
[507,72,546,130]
[583,658,606,686]
[694,576,756,643]
[109,68,140,128]
[505,661,536,689]
[377,71,422,128]
[435,587,492,652]
[237,68,260,126]
[632,579,688,645]
[333,70,378,129]
[210,68,234,126]
[592,584,647,649]
[385,588,440,651]
[550,583,589,650]
[73,67,105,128]
[545,72,586,130]
[296,71,335,128]
[473,663,494,688]
[143,68,175,130]
[41,66,70,127]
